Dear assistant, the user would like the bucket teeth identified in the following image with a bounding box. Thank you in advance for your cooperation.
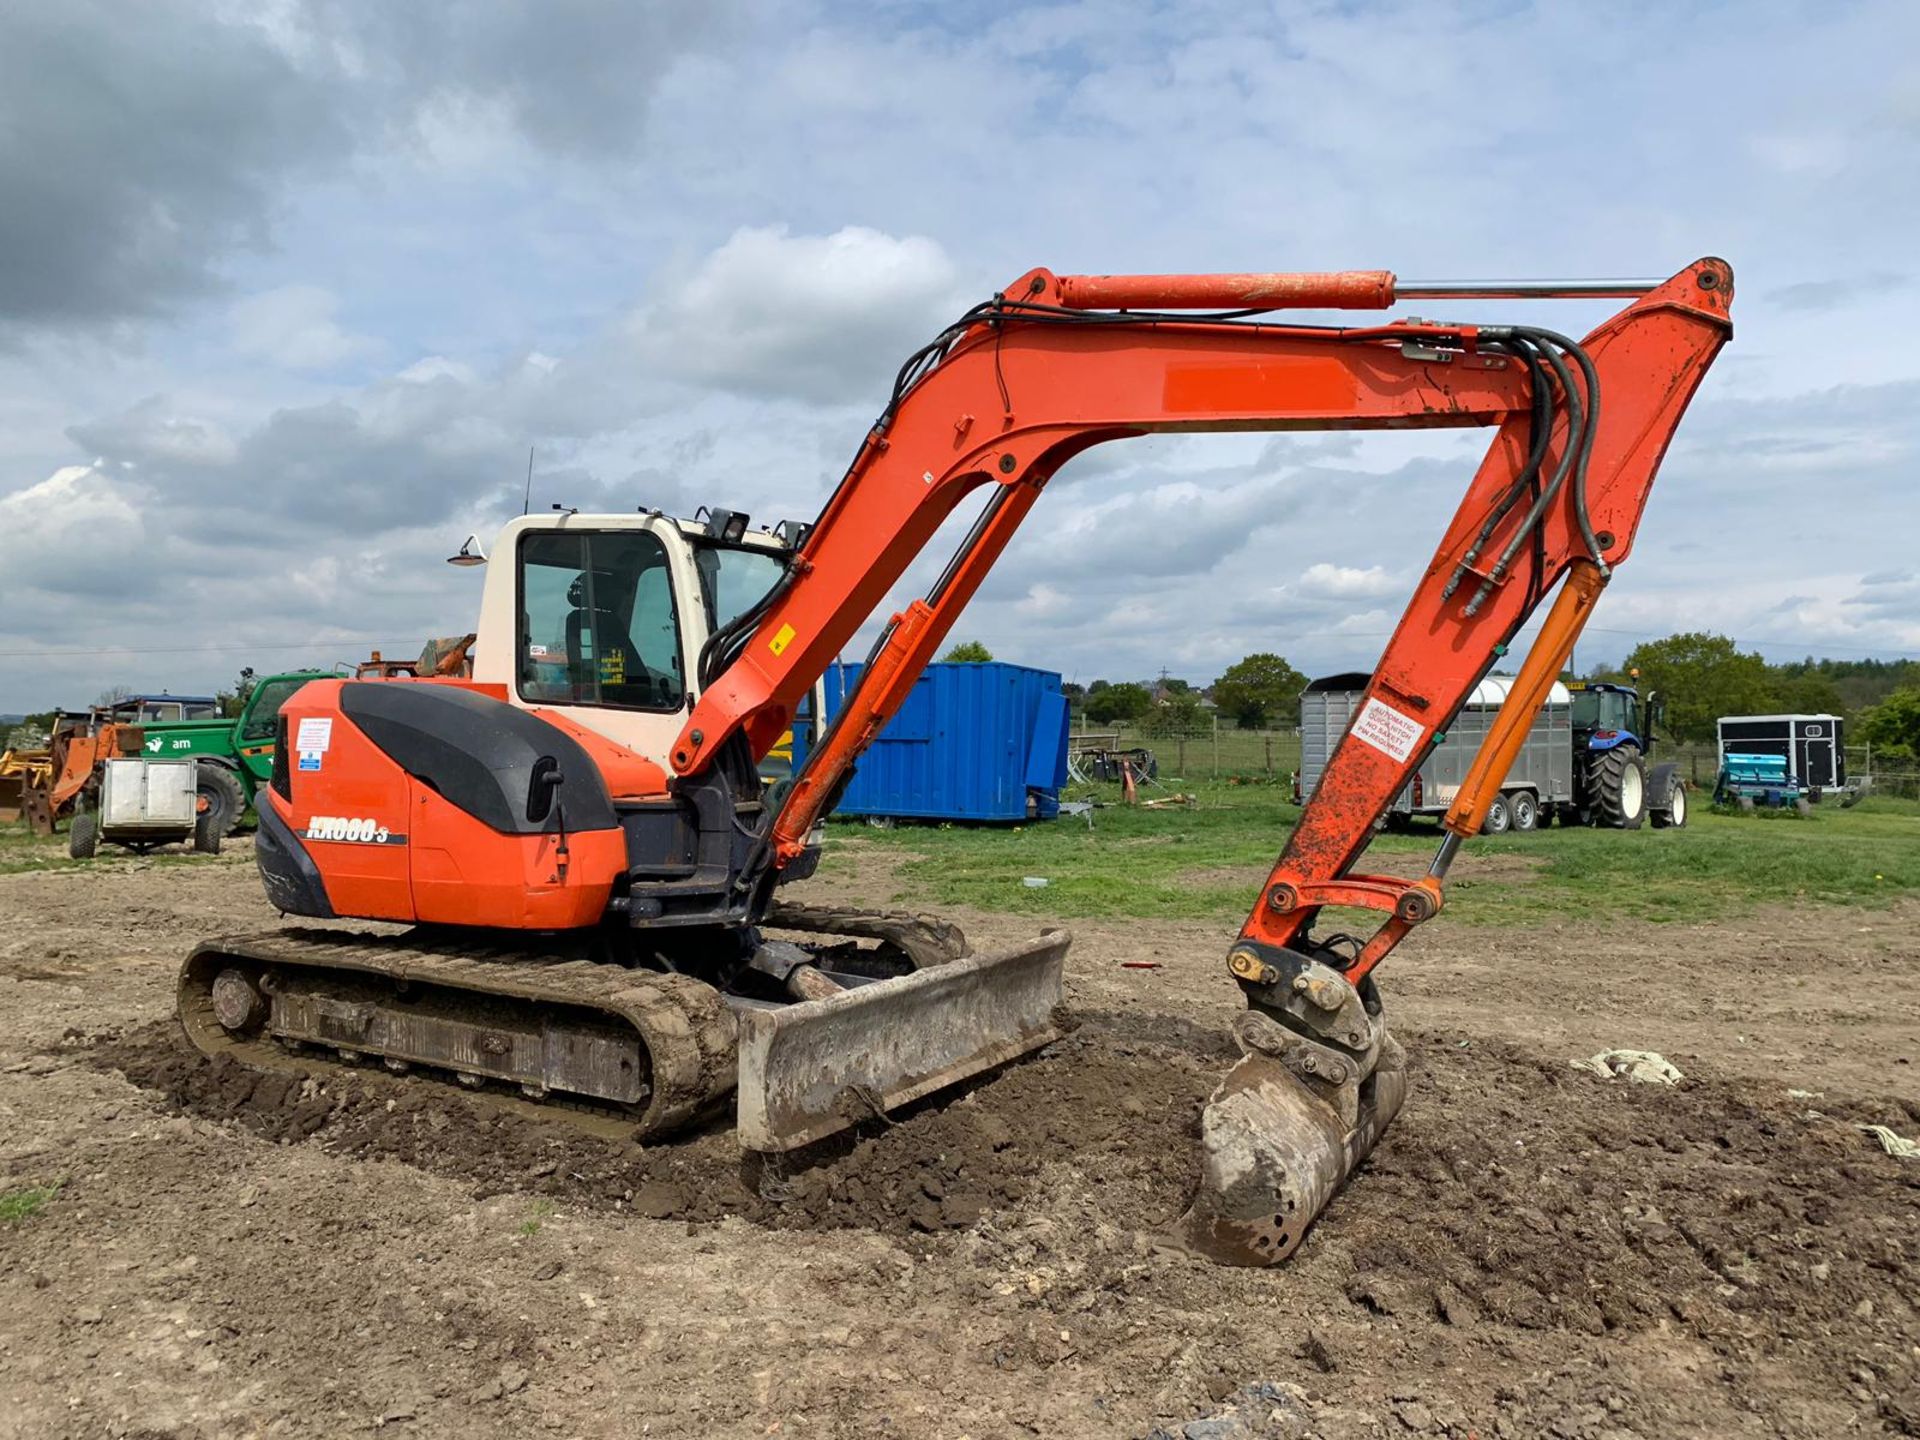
[1175,984,1407,1266]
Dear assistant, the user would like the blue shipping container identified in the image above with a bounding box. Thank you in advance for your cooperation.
[797,661,1069,822]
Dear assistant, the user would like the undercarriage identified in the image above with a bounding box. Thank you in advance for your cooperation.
[179,903,1069,1153]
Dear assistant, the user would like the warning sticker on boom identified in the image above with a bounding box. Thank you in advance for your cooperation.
[1349,697,1425,764]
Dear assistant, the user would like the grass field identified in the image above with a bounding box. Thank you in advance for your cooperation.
[0,819,214,876]
[0,819,76,876]
[830,782,1920,928]
[10,784,1917,928]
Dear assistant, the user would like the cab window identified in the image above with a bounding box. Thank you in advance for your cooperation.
[517,530,686,710]
[241,678,306,741]
[1571,689,1634,732]
[694,543,785,632]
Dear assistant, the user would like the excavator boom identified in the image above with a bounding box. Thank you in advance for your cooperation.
[677,261,1732,946]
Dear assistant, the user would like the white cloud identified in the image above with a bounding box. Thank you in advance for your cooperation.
[65,396,238,467]
[230,285,376,371]
[1293,563,1399,600]
[633,225,963,404]
[396,356,477,384]
[0,464,146,592]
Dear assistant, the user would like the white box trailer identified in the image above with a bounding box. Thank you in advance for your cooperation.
[1299,672,1574,833]
[69,757,219,858]
[100,757,197,832]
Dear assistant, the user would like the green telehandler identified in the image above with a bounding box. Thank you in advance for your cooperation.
[132,671,335,835]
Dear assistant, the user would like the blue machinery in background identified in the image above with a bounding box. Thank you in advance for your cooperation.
[1712,751,1810,813]
[793,661,1070,823]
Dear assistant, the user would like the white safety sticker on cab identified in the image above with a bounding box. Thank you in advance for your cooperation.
[1349,697,1425,764]
[295,717,333,753]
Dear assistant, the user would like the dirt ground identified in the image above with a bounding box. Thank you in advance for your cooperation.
[2,840,1917,1439]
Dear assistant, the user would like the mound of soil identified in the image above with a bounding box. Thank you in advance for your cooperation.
[1344,1039,1920,1344]
[95,1019,1220,1236]
[91,1012,1920,1433]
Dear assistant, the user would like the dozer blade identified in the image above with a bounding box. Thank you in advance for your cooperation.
[1175,964,1408,1266]
[735,930,1069,1152]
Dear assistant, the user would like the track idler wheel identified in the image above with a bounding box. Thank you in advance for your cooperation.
[1175,953,1407,1266]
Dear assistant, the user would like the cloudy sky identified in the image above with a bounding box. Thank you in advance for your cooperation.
[2,0,1916,714]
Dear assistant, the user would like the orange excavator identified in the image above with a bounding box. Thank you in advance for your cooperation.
[180,258,1732,1265]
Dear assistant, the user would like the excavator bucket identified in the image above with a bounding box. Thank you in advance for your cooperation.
[1175,967,1408,1266]
[735,931,1070,1152]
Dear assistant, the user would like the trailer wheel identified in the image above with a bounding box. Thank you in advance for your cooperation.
[195,763,246,836]
[1483,794,1511,835]
[1585,745,1647,829]
[68,811,99,860]
[193,809,223,855]
[1507,790,1538,832]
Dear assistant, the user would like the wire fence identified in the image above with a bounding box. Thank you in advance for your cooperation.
[1073,721,1302,783]
[1073,724,1920,800]
[1847,744,1920,801]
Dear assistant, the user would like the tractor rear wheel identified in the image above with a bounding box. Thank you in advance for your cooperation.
[1586,745,1648,829]
[68,811,99,860]
[195,763,246,837]
[1508,790,1539,832]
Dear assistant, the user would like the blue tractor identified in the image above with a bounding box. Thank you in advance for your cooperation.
[1567,682,1687,829]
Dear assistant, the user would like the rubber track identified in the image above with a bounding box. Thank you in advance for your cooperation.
[179,928,738,1138]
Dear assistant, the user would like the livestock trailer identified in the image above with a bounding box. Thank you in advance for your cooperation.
[800,661,1070,822]
[1299,672,1574,832]
[1716,713,1845,797]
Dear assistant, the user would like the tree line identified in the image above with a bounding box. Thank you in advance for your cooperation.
[939,630,1920,754]
[1596,633,1920,758]
[937,639,1310,731]
[1071,655,1309,732]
